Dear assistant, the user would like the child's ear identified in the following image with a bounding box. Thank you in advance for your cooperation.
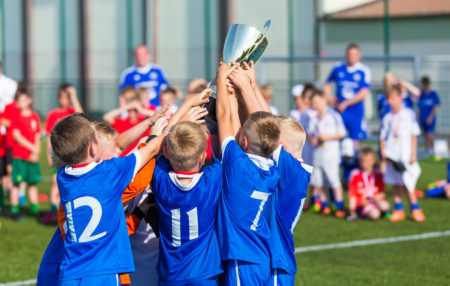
[162,145,169,158]
[242,136,249,151]
[199,151,207,165]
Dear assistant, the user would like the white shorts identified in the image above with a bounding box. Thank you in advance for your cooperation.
[311,164,341,189]
[383,161,404,186]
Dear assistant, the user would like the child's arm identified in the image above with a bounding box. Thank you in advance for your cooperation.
[216,63,238,143]
[410,135,417,164]
[426,105,438,125]
[46,136,53,167]
[319,133,344,142]
[228,86,242,137]
[115,105,168,152]
[399,79,421,99]
[228,64,268,115]
[103,102,140,125]
[163,89,211,132]
[135,134,166,170]
[242,61,271,113]
[67,86,83,113]
[337,88,370,113]
[29,132,41,163]
[12,129,39,154]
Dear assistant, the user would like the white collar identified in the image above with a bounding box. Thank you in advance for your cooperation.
[65,162,98,176]
[247,154,274,171]
[168,171,204,192]
[346,62,361,73]
[136,63,153,74]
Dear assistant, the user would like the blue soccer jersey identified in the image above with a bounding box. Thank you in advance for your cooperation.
[151,156,223,283]
[326,61,371,118]
[418,90,440,123]
[37,228,64,286]
[217,137,280,265]
[119,63,169,107]
[57,153,141,281]
[270,146,311,275]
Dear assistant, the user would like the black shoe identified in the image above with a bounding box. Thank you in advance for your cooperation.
[11,213,24,222]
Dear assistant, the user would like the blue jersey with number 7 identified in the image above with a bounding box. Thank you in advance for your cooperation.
[217,137,280,264]
[57,153,140,280]
[151,156,223,282]
[270,146,311,274]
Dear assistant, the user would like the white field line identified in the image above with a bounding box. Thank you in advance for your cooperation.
[2,230,449,286]
[0,280,36,286]
[294,230,450,253]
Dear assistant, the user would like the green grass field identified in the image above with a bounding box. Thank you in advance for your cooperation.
[0,142,449,285]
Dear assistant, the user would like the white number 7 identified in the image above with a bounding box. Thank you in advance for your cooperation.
[250,191,270,231]
[65,196,107,243]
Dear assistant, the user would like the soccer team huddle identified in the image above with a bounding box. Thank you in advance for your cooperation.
[2,42,446,285]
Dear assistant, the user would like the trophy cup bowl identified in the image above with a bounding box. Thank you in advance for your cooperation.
[222,23,269,65]
[205,21,270,121]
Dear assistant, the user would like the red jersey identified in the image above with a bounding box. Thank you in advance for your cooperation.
[112,117,142,134]
[45,107,75,134]
[0,112,5,157]
[349,169,385,207]
[3,101,19,149]
[11,110,41,160]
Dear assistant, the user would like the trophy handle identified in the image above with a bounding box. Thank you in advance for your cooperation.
[263,20,271,37]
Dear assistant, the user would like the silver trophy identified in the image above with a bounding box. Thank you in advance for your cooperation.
[206,20,271,120]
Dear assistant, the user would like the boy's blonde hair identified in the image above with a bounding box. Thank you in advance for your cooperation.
[241,111,280,158]
[165,122,208,171]
[279,116,306,158]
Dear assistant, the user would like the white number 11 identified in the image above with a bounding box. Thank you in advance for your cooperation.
[250,191,270,231]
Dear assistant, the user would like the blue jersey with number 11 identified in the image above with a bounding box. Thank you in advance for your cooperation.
[217,137,280,265]
[57,153,140,280]
[151,156,223,282]
[271,146,311,274]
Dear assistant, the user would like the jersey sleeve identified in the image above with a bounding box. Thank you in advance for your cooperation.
[35,114,41,133]
[375,172,385,192]
[109,152,142,196]
[119,69,133,90]
[348,170,359,197]
[157,68,169,90]
[434,92,440,105]
[326,65,338,83]
[334,112,346,136]
[45,111,56,134]
[360,66,371,89]
[121,158,156,204]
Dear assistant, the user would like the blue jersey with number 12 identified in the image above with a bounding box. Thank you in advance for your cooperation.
[216,137,280,265]
[151,156,223,282]
[57,153,140,280]
[270,146,311,274]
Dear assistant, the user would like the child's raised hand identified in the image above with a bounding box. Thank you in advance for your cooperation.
[185,89,212,108]
[181,106,208,124]
[229,65,252,92]
[150,104,169,122]
[242,60,256,85]
[216,62,237,82]
[150,117,168,136]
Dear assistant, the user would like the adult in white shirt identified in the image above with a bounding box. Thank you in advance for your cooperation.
[0,62,18,112]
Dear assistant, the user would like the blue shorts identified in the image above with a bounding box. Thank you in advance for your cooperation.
[159,276,218,286]
[270,269,295,286]
[341,112,367,141]
[420,119,436,133]
[223,260,270,286]
[59,274,120,286]
[37,263,60,286]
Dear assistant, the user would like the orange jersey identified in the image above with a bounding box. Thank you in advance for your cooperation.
[57,157,156,285]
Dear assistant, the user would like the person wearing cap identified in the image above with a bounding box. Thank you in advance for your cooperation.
[323,43,371,151]
[289,83,316,165]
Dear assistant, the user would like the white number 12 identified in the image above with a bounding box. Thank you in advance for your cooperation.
[65,196,106,243]
[250,191,270,231]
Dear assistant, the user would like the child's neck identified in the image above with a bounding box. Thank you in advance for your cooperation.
[20,108,31,116]
[362,168,374,175]
[318,107,327,117]
[391,104,401,113]
[174,167,200,186]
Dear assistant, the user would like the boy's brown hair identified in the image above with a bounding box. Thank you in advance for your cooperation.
[310,89,324,101]
[160,87,177,98]
[121,86,138,103]
[58,83,72,97]
[241,111,280,158]
[279,116,306,157]
[94,121,117,137]
[165,121,208,171]
[260,84,273,99]
[386,84,402,98]
[14,84,32,100]
[359,146,376,160]
[50,113,97,165]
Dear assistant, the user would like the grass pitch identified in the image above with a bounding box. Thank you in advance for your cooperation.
[0,144,448,285]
